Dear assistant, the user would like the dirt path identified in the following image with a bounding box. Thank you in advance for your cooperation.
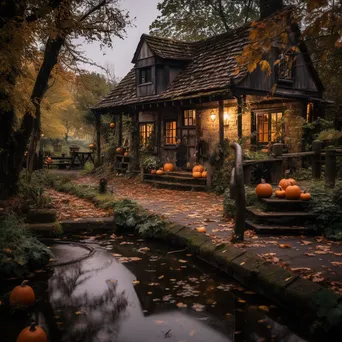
[53,171,342,294]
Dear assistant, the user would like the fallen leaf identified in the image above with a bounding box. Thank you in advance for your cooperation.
[158,275,164,279]
[132,280,140,285]
[301,240,313,245]
[278,243,291,249]
[178,259,188,263]
[331,262,342,266]
[258,305,269,312]
[176,302,187,308]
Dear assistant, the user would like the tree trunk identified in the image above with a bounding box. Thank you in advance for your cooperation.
[3,35,65,197]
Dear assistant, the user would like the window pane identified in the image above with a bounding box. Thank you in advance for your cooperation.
[165,121,177,145]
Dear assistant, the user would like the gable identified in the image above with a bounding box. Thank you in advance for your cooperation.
[137,41,154,60]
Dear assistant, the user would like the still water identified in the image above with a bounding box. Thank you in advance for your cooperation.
[1,235,310,342]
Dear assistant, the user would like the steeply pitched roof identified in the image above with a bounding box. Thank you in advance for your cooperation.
[132,34,195,62]
[93,26,251,111]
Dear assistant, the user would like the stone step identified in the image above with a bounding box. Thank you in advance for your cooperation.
[260,198,310,212]
[144,173,206,185]
[144,180,207,191]
[247,206,315,225]
[245,220,312,235]
[164,171,194,178]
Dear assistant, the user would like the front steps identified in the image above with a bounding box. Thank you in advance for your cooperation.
[246,198,315,235]
[143,171,207,191]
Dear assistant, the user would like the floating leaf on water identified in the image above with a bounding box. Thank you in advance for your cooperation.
[192,303,205,312]
[278,243,291,249]
[238,299,246,303]
[258,305,269,312]
[158,275,164,279]
[154,320,164,325]
[178,259,188,263]
[132,280,140,285]
[106,279,117,283]
[176,302,187,308]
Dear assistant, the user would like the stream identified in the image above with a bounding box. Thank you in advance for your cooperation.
[1,234,312,342]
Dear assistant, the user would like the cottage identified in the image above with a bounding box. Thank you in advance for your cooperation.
[92,0,325,177]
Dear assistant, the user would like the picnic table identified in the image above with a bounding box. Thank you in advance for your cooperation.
[70,151,94,168]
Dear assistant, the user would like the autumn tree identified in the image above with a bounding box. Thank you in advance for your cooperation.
[0,0,131,198]
[149,0,259,41]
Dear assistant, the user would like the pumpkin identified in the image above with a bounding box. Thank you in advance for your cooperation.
[201,170,208,178]
[255,179,273,198]
[300,190,311,201]
[124,152,129,157]
[192,171,202,179]
[46,157,52,164]
[17,322,47,342]
[196,227,206,233]
[279,178,291,190]
[285,183,301,200]
[186,162,191,168]
[163,162,174,172]
[275,186,286,198]
[89,143,95,149]
[151,170,156,174]
[109,122,116,129]
[288,178,297,185]
[9,280,35,308]
[116,147,124,154]
[192,164,204,173]
[156,170,163,175]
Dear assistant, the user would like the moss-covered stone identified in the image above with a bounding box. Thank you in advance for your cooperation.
[26,209,57,223]
[26,222,63,236]
[213,246,247,275]
[198,241,220,264]
[176,228,210,252]
[311,288,341,318]
[284,277,322,310]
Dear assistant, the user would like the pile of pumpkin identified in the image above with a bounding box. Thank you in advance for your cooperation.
[116,147,129,156]
[151,162,174,175]
[256,178,311,201]
[192,164,207,178]
[7,280,48,341]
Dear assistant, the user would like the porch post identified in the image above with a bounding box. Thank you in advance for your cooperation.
[218,99,224,145]
[118,113,123,146]
[132,110,140,169]
[95,113,101,165]
[237,96,243,139]
[156,111,161,158]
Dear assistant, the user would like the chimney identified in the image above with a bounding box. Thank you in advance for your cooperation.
[259,0,283,18]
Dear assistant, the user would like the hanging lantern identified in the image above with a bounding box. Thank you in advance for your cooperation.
[210,110,216,122]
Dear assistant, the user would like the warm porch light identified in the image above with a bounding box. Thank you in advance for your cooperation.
[224,112,230,125]
[210,110,216,122]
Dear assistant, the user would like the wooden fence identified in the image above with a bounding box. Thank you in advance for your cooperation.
[243,141,342,188]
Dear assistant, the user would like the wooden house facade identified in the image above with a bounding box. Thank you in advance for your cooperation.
[92,6,326,171]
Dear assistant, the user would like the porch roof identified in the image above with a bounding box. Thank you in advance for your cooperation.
[92,25,250,113]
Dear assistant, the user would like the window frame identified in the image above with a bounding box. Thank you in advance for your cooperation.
[138,67,152,85]
[253,110,284,145]
[183,109,196,127]
[164,120,177,146]
[276,51,296,83]
[139,122,155,147]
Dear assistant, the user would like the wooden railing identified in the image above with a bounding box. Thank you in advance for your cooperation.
[243,141,342,188]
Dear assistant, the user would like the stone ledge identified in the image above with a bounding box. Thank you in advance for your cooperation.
[26,222,62,237]
[60,217,115,232]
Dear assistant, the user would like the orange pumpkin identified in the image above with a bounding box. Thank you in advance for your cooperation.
[275,186,286,198]
[116,147,124,154]
[164,162,174,172]
[124,152,129,157]
[196,227,206,233]
[192,171,202,179]
[151,170,157,175]
[109,122,116,129]
[9,280,35,308]
[255,179,273,198]
[285,183,301,200]
[156,170,163,175]
[89,143,95,149]
[288,178,297,185]
[201,170,208,178]
[279,178,291,190]
[46,157,52,164]
[300,190,311,201]
[192,164,204,173]
[17,322,47,342]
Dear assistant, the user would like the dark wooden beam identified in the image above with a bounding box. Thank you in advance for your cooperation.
[156,111,161,158]
[218,99,224,145]
[118,113,123,146]
[95,114,101,165]
[237,96,243,139]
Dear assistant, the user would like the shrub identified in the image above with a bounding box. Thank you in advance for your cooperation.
[308,181,342,239]
[82,161,95,174]
[140,153,160,171]
[0,214,53,277]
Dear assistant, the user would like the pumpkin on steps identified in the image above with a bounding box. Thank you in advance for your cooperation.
[116,147,124,154]
[156,170,163,175]
[300,190,311,201]
[151,170,157,175]
[17,322,47,342]
[285,183,301,200]
[201,170,208,178]
[46,157,52,164]
[275,187,286,198]
[9,280,35,308]
[193,171,202,179]
[256,179,273,198]
[192,164,204,173]
[163,162,174,172]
